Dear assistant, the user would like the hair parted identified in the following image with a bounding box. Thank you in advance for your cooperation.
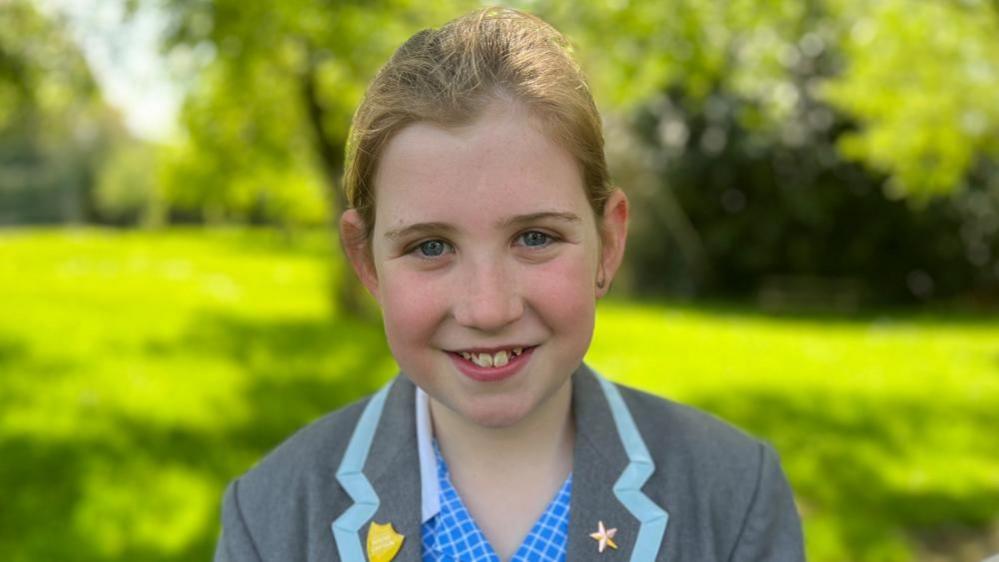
[343,6,611,238]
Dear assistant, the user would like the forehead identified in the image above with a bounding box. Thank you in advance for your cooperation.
[372,102,589,229]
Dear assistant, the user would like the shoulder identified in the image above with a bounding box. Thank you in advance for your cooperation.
[615,382,768,510]
[617,383,763,473]
[216,396,372,561]
[241,395,370,496]
[614,382,804,559]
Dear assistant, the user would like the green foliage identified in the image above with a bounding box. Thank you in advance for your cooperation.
[552,0,999,301]
[159,70,329,226]
[1,228,996,561]
[154,0,471,225]
[534,0,999,200]
[0,0,128,225]
[822,0,999,199]
[0,0,100,129]
[536,0,815,111]
[622,86,999,303]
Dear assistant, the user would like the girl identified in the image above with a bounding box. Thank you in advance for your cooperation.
[214,8,804,562]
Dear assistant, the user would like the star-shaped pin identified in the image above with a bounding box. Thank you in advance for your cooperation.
[589,520,618,553]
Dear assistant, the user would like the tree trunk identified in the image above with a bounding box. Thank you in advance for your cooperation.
[299,45,374,320]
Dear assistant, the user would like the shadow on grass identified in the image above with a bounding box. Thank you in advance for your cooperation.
[0,311,393,562]
[688,389,999,560]
[0,336,28,363]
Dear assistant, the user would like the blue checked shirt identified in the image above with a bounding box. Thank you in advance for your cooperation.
[421,441,573,562]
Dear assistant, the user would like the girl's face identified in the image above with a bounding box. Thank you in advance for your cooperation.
[342,101,627,429]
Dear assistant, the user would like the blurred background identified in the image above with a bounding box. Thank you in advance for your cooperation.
[1,0,997,560]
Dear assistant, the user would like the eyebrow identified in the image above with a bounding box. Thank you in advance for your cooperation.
[383,222,456,241]
[496,211,582,229]
[382,211,582,241]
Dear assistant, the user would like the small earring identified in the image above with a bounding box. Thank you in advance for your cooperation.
[596,265,606,289]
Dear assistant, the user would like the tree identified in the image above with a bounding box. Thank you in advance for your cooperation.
[538,0,999,200]
[150,0,470,315]
[821,0,999,199]
[0,0,124,225]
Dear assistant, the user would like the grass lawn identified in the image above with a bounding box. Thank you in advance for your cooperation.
[1,227,996,561]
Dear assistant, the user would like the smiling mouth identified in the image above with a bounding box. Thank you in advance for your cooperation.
[448,346,536,368]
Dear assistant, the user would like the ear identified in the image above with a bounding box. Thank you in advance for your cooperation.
[597,189,629,299]
[339,209,381,301]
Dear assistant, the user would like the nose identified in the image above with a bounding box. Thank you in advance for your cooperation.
[452,258,524,332]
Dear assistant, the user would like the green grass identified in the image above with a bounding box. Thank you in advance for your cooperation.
[1,227,996,561]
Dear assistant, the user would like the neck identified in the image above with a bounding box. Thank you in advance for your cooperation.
[430,378,575,481]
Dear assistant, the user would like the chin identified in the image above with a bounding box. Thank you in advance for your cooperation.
[458,396,536,429]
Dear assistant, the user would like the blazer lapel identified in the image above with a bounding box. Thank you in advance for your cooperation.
[334,375,422,562]
[567,367,640,560]
[567,366,669,561]
[332,368,667,561]
[366,376,422,562]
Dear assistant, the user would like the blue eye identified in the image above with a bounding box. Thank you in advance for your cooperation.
[520,231,551,247]
[416,239,450,257]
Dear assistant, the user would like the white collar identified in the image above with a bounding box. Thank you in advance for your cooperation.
[415,388,440,524]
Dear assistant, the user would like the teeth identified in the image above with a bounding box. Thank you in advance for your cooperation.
[457,347,527,368]
[493,350,509,367]
[473,353,493,368]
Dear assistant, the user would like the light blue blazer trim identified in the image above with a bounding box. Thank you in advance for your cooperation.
[215,368,805,561]
[331,381,394,562]
[329,374,671,561]
[596,374,670,562]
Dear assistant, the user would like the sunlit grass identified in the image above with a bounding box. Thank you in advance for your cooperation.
[0,227,395,561]
[1,227,996,561]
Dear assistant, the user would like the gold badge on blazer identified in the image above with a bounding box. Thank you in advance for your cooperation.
[367,521,405,562]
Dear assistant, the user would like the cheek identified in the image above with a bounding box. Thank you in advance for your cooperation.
[378,268,448,349]
[525,250,597,341]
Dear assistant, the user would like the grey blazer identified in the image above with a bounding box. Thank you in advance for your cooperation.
[214,365,805,561]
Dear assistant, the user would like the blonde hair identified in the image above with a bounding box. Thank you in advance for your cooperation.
[343,7,611,238]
